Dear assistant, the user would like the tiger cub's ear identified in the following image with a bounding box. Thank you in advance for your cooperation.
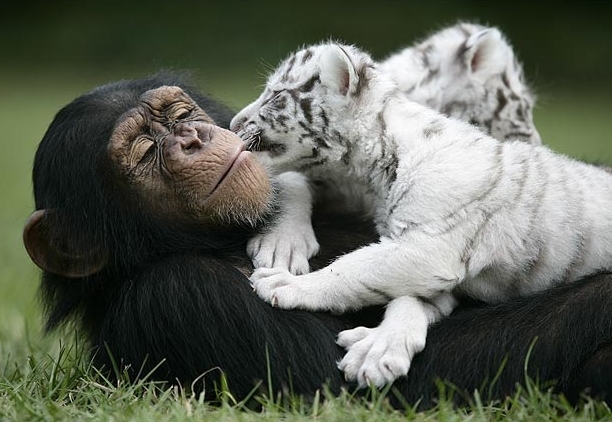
[463,28,510,80]
[319,44,359,96]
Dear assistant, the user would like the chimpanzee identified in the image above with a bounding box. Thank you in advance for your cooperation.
[23,72,612,408]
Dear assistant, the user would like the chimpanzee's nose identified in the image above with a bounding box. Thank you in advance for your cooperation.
[174,123,203,153]
[179,137,203,152]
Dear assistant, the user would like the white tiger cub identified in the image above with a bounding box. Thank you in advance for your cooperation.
[381,22,541,145]
[239,23,542,276]
[230,41,612,388]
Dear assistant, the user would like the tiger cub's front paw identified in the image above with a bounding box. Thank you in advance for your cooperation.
[247,224,319,275]
[250,267,305,309]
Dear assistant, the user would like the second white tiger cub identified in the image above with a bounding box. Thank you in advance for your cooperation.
[381,22,541,145]
[232,43,612,388]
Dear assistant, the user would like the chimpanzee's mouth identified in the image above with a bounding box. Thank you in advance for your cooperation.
[209,144,248,196]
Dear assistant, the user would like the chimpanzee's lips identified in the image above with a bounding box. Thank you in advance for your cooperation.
[209,144,249,196]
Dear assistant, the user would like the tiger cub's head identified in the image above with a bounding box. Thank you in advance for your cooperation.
[382,22,541,144]
[230,43,374,174]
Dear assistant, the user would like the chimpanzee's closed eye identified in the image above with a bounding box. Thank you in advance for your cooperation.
[129,137,155,167]
[174,109,192,121]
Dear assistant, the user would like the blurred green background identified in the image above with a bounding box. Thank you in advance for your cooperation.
[0,0,610,352]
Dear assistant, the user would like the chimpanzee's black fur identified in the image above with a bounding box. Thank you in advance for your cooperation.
[32,72,612,408]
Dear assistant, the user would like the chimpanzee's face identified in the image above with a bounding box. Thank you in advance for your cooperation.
[108,86,272,226]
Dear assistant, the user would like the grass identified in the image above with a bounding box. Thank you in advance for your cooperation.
[0,72,611,421]
[2,345,612,422]
[2,339,612,421]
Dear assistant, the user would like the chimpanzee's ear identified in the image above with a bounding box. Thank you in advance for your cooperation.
[319,44,359,96]
[23,209,108,278]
